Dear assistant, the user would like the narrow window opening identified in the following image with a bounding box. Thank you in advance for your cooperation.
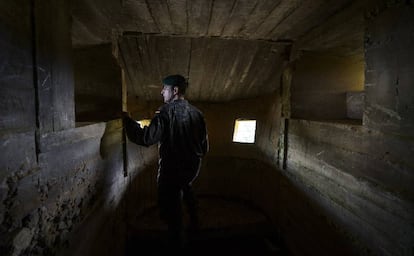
[233,119,256,143]
[137,119,151,128]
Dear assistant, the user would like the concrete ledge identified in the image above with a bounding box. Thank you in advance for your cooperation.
[38,122,107,153]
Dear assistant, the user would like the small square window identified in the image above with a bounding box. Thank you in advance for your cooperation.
[233,119,256,143]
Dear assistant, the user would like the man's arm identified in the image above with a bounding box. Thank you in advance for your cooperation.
[123,114,146,146]
[122,111,166,146]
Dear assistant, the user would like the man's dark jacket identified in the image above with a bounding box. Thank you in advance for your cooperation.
[124,99,208,185]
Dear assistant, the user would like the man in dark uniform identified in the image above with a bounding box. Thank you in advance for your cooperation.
[123,74,209,250]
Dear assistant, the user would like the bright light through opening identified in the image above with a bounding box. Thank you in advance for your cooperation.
[137,119,151,128]
[233,119,256,143]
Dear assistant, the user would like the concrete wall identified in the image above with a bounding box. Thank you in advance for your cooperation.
[0,0,35,134]
[363,3,414,137]
[284,119,413,256]
[61,122,158,256]
[34,0,75,133]
[0,1,158,255]
[256,3,414,256]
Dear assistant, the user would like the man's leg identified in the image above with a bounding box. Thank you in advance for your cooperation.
[182,184,199,232]
[157,182,184,250]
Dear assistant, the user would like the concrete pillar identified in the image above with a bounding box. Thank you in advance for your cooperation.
[34,0,75,133]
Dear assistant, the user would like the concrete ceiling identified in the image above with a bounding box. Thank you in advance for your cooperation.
[71,0,371,102]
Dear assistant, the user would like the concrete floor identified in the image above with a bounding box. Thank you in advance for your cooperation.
[126,196,290,255]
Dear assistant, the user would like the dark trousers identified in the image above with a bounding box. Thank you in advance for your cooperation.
[157,181,199,249]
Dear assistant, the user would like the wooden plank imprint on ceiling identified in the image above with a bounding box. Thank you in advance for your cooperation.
[119,35,286,102]
[119,35,191,101]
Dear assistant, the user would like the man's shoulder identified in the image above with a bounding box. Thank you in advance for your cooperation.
[163,100,204,116]
[186,102,204,116]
